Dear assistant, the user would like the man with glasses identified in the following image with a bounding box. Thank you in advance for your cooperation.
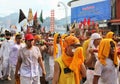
[15,34,46,84]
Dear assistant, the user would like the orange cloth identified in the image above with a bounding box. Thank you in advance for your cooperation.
[63,35,80,49]
[98,39,118,66]
[62,35,84,84]
[34,35,41,40]
[60,34,68,54]
[82,39,90,59]
[53,33,59,58]
[61,34,68,39]
[106,31,114,38]
[62,47,84,84]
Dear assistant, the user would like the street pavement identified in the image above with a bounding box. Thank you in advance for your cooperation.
[0,70,15,84]
[0,54,51,84]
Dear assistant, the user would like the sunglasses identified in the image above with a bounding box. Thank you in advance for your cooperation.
[70,44,81,48]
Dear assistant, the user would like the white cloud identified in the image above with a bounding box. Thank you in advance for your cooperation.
[0,0,71,19]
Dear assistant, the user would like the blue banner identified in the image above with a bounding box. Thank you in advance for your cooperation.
[71,0,111,23]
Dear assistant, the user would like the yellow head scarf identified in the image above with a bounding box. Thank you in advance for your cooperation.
[63,35,80,48]
[98,39,118,66]
[60,34,68,54]
[82,39,90,59]
[62,35,84,84]
[53,33,59,58]
[106,31,114,38]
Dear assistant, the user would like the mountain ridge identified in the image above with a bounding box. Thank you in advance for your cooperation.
[0,13,71,28]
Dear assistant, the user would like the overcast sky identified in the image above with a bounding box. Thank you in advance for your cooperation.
[0,0,71,20]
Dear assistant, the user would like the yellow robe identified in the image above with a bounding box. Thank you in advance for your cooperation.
[55,57,76,84]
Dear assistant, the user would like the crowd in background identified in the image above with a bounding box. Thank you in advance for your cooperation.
[0,26,120,84]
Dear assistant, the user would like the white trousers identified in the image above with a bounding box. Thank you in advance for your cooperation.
[39,61,45,77]
[46,56,54,81]
[0,56,3,78]
[20,76,40,84]
[118,72,120,84]
[2,60,11,77]
[49,56,54,77]
[84,69,94,84]
[0,64,2,78]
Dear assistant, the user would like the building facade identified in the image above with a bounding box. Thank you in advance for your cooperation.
[68,0,120,35]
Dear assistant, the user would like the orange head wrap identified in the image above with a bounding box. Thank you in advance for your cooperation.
[34,35,41,40]
[60,34,68,54]
[63,35,80,49]
[53,33,60,58]
[62,35,84,84]
[98,39,118,66]
[106,31,114,39]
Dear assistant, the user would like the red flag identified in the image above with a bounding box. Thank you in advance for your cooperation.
[34,12,37,20]
[87,18,91,26]
[83,18,87,26]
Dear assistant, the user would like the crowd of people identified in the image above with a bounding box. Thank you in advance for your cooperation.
[0,27,120,84]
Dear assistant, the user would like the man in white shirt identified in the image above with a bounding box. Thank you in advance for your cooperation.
[9,34,25,74]
[15,33,46,84]
[84,33,102,84]
[0,32,14,80]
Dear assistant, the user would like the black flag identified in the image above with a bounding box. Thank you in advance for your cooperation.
[19,9,26,23]
[67,25,69,32]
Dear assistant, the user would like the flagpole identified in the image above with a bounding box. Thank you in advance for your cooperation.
[57,1,68,33]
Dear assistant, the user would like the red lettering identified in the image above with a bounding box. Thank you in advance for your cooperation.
[82,6,95,11]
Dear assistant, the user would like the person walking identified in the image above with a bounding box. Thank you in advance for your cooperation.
[15,33,46,84]
[93,39,119,84]
[0,31,14,80]
[9,34,25,74]
[52,35,86,84]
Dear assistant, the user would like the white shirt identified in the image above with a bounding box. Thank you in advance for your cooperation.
[19,46,42,77]
[9,43,25,66]
[56,44,62,58]
[94,58,118,84]
[0,40,14,61]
